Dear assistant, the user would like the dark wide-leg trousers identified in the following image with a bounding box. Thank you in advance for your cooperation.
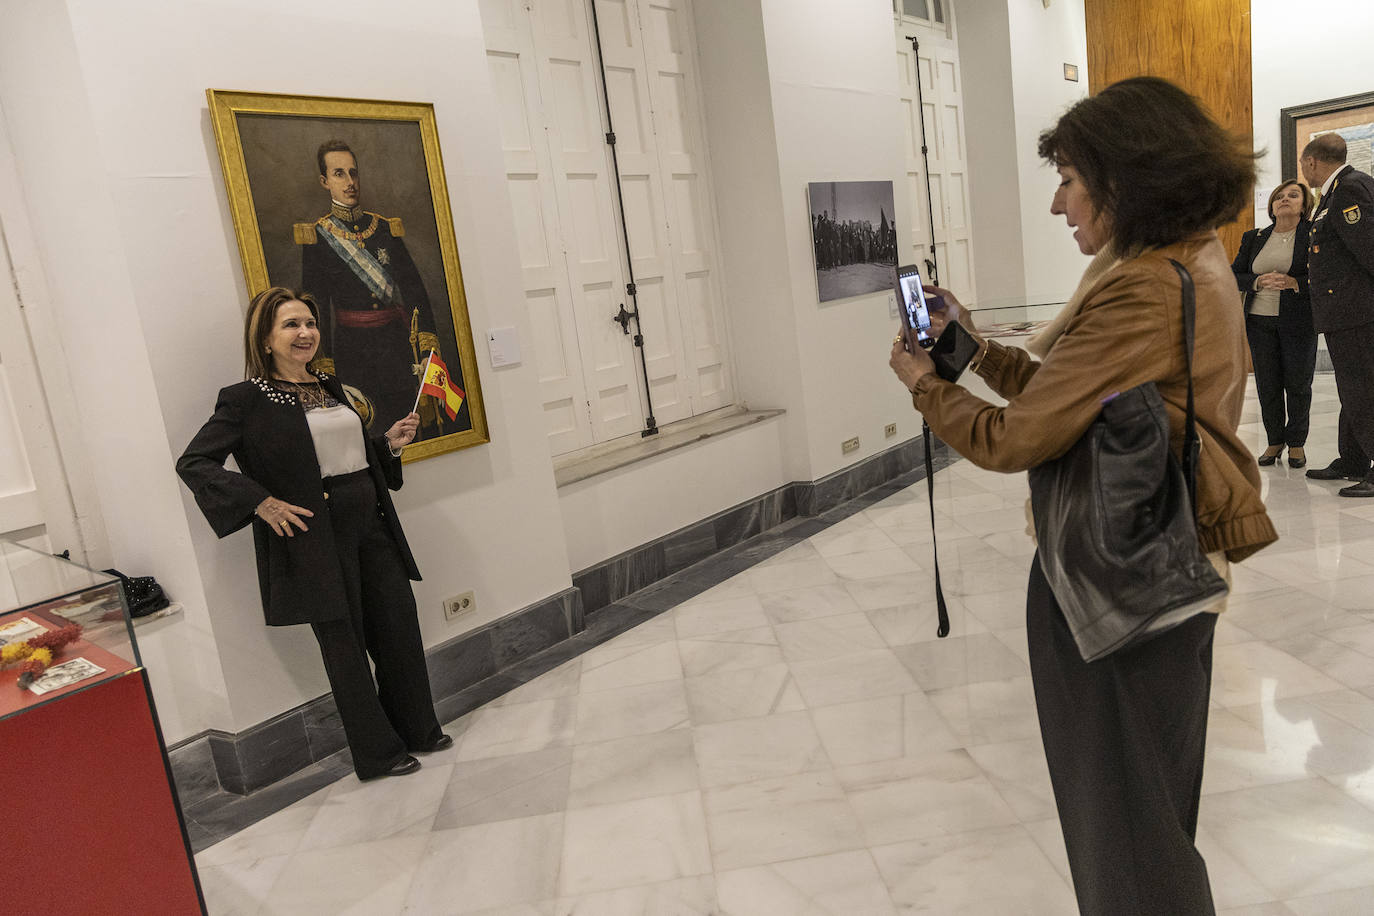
[1026,555,1217,916]
[1245,314,1316,447]
[1326,325,1374,478]
[310,470,442,779]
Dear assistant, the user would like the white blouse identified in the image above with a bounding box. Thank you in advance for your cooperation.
[305,405,369,477]
[1248,229,1296,318]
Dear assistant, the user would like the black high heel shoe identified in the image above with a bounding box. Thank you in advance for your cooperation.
[1257,446,1283,467]
[1287,447,1306,469]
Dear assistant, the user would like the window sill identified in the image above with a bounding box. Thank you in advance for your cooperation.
[554,406,785,488]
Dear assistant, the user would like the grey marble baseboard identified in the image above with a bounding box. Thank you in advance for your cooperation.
[573,434,946,614]
[170,587,583,802]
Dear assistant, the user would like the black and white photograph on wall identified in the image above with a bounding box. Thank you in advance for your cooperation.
[808,180,898,303]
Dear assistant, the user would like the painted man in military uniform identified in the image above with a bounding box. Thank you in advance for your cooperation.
[297,139,442,436]
[1301,133,1374,496]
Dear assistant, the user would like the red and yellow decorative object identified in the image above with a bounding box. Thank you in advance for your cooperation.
[1,623,83,688]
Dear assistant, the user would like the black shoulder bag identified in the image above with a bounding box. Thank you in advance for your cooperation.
[1026,259,1228,662]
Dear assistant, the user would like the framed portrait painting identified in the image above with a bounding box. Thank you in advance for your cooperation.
[207,89,488,462]
[1280,91,1374,188]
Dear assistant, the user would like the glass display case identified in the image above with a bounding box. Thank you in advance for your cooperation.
[0,539,205,913]
[0,540,139,719]
[968,299,1069,341]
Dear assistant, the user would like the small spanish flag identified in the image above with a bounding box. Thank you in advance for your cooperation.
[419,351,465,421]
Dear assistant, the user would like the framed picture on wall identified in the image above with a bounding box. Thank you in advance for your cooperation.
[206,90,488,462]
[807,181,899,304]
[1280,91,1374,189]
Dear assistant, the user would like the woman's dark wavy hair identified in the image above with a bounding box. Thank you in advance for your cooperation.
[1037,77,1258,251]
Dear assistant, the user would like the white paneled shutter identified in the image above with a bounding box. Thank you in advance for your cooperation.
[894,9,976,302]
[483,0,732,456]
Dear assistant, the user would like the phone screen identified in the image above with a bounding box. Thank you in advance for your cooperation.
[896,264,933,348]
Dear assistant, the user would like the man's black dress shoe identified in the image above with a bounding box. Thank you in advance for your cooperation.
[1339,480,1374,498]
[1307,461,1364,481]
[414,734,453,754]
[362,755,421,781]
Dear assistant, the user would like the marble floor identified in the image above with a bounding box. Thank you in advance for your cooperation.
[195,374,1374,915]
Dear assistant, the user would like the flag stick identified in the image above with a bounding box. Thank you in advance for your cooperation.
[410,349,436,416]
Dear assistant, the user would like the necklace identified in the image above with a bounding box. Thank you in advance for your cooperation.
[273,378,333,410]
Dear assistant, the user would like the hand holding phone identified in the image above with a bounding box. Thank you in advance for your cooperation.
[895,264,935,350]
[922,284,977,339]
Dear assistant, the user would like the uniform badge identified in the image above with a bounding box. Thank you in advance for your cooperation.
[1344,205,1362,225]
[377,248,391,265]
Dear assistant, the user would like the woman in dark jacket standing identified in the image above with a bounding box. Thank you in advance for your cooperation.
[1231,180,1316,468]
[177,287,449,782]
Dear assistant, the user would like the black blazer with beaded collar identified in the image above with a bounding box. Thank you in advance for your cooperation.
[1230,218,1314,340]
[176,371,421,627]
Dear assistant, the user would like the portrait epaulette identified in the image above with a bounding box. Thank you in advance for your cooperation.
[293,222,318,245]
[361,212,405,237]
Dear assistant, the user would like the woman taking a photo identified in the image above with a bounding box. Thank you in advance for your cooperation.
[178,287,450,782]
[889,78,1276,914]
[1231,179,1316,468]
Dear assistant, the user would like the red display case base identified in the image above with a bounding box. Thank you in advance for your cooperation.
[0,669,205,913]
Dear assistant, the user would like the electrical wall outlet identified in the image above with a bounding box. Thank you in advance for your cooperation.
[884,423,897,438]
[842,436,860,454]
[443,590,476,622]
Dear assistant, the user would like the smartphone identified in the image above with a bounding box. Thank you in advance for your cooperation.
[895,264,935,349]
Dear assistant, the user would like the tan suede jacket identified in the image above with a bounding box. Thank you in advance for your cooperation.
[911,232,1277,563]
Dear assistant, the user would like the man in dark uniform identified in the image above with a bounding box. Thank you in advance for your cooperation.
[298,140,442,436]
[1301,133,1374,496]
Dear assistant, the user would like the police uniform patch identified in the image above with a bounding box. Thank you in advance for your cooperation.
[1344,205,1362,225]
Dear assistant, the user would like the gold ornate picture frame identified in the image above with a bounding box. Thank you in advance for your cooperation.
[207,89,488,461]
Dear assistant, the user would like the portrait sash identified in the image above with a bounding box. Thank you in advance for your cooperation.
[316,216,403,307]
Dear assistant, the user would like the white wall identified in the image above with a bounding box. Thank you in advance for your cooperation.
[1007,0,1091,304]
[958,0,1025,307]
[0,0,573,741]
[558,419,787,572]
[0,0,236,739]
[693,0,813,484]
[761,0,929,480]
[1251,0,1374,217]
[959,0,1089,310]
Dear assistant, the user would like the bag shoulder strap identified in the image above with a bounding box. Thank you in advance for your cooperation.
[922,421,950,638]
[1166,258,1201,505]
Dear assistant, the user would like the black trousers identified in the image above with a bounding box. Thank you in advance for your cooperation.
[1027,555,1217,916]
[1326,324,1374,478]
[1245,314,1316,447]
[310,470,442,779]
